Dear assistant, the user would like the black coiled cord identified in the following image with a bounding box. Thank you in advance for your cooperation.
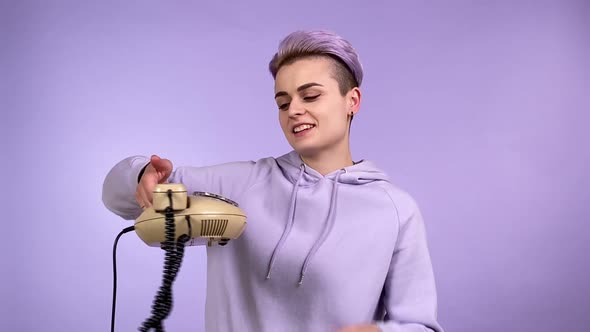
[138,190,192,332]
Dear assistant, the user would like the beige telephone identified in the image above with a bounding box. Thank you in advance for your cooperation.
[135,183,247,247]
[116,183,247,332]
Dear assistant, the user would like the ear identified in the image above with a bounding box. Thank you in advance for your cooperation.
[347,87,361,116]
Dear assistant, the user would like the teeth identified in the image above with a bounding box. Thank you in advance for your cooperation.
[294,124,314,133]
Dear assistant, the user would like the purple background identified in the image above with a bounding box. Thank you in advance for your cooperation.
[3,1,589,331]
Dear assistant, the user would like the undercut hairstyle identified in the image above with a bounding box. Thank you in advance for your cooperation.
[268,30,363,96]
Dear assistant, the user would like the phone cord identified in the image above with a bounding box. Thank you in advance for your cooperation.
[138,191,191,332]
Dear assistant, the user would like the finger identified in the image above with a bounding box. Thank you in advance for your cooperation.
[135,186,143,207]
[135,190,149,209]
[150,155,165,171]
[158,168,173,183]
[150,155,173,182]
[137,182,152,208]
[145,185,153,207]
[142,180,154,207]
[150,154,161,167]
[136,186,147,208]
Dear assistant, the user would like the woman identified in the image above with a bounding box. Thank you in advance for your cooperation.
[103,30,444,332]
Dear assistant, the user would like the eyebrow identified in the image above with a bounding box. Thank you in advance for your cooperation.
[274,82,324,99]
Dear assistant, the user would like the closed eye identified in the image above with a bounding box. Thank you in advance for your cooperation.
[278,95,320,111]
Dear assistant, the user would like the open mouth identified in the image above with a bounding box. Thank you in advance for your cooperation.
[293,124,315,134]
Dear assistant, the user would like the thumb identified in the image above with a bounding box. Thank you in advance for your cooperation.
[150,155,173,182]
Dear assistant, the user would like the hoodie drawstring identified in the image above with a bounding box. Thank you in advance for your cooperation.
[298,169,344,285]
[266,164,305,280]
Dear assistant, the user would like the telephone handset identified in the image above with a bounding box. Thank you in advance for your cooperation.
[135,183,247,247]
[123,183,247,332]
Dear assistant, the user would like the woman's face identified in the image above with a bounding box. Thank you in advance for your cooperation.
[274,57,360,158]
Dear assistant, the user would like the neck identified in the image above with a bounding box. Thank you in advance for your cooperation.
[299,143,353,176]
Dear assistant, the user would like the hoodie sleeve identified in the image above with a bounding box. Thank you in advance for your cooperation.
[102,155,151,220]
[101,155,263,221]
[374,193,444,332]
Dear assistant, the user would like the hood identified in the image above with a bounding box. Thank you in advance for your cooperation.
[276,149,390,185]
[265,150,390,286]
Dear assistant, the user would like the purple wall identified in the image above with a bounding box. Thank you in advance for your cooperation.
[3,1,589,331]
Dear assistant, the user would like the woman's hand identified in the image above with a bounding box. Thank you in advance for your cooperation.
[135,155,173,208]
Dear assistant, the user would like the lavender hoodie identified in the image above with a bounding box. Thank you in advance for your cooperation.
[102,150,444,332]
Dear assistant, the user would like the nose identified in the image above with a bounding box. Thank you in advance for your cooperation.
[287,98,306,117]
